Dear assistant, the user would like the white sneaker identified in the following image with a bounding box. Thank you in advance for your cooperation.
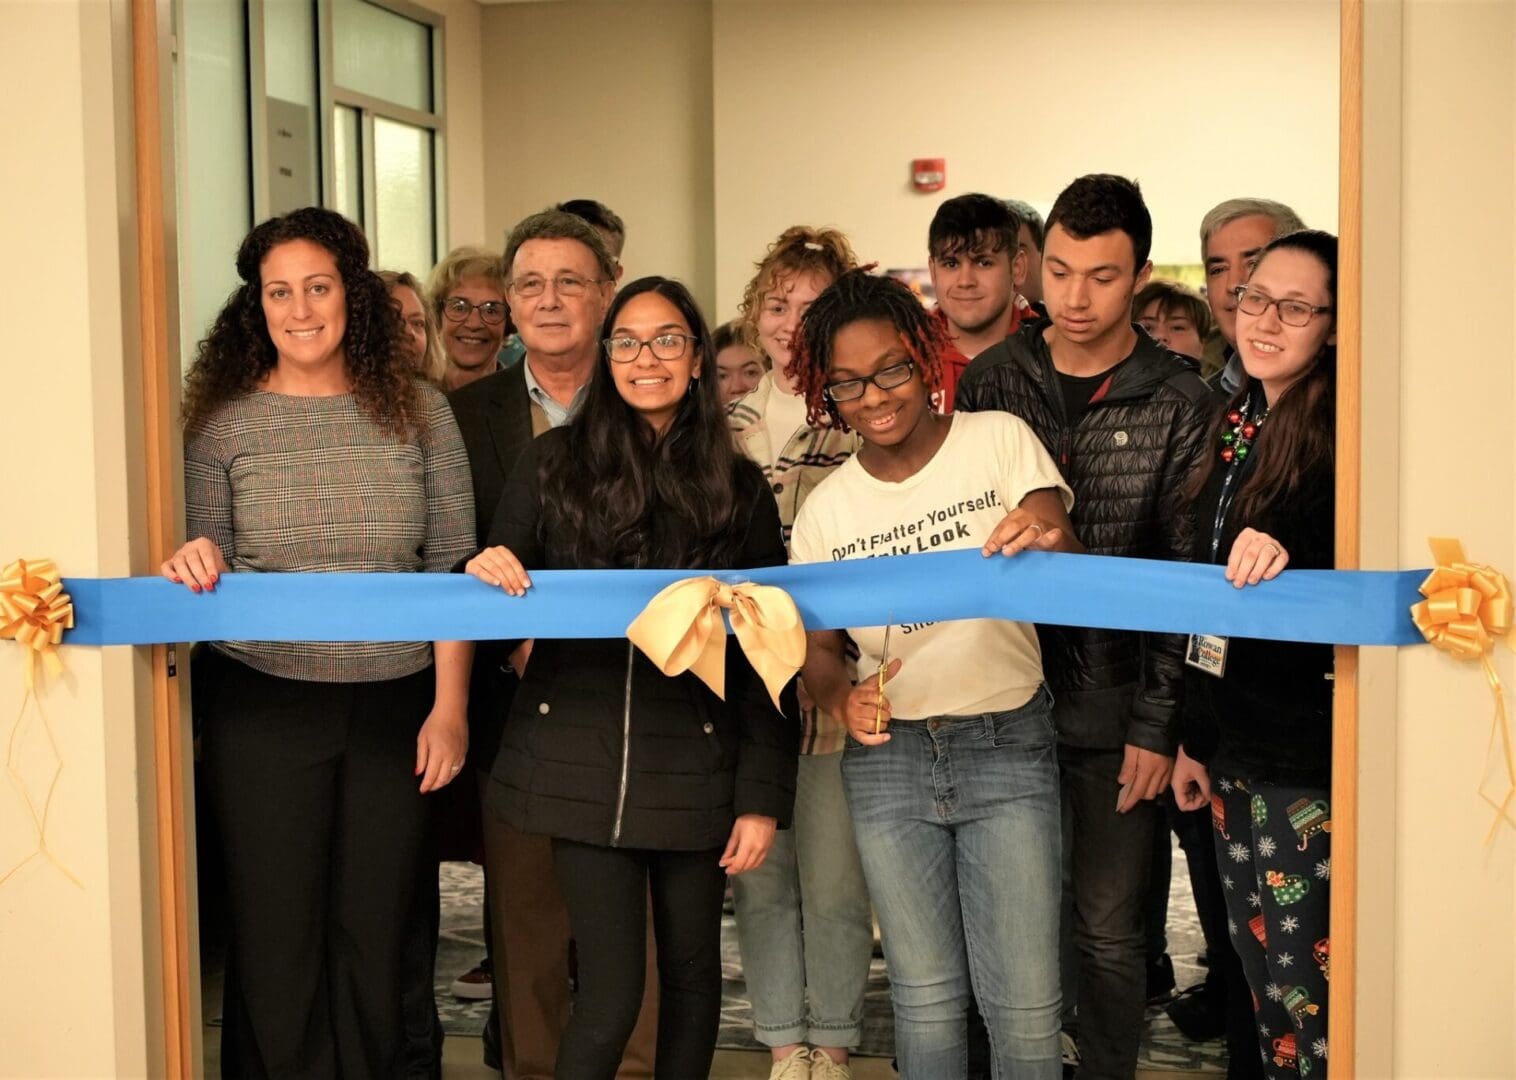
[769,1047,812,1080]
[807,1048,852,1080]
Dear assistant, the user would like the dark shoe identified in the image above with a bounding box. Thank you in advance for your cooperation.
[482,1004,502,1073]
[1146,952,1177,1005]
[1165,984,1227,1041]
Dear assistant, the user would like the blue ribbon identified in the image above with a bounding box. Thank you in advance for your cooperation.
[61,550,1426,647]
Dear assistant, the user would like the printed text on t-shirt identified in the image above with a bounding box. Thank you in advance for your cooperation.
[828,488,1001,560]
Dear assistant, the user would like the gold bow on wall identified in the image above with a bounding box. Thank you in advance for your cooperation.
[1411,538,1515,840]
[1,557,81,888]
[627,577,806,712]
[1,558,74,691]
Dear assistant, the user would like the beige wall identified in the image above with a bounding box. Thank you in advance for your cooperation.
[480,0,717,309]
[712,0,1340,317]
[0,0,160,1076]
[1355,0,1516,1074]
[426,0,488,246]
[476,0,1338,323]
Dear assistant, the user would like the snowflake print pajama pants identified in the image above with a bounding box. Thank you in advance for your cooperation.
[1212,777,1330,1078]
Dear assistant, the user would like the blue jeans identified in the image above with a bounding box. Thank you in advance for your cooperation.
[733,751,873,1048]
[841,686,1062,1080]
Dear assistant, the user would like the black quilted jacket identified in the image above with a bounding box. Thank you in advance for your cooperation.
[956,320,1213,753]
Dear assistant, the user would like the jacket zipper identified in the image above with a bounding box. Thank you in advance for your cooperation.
[610,640,634,846]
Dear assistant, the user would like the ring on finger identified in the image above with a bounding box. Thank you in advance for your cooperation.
[1029,522,1044,538]
[449,763,462,773]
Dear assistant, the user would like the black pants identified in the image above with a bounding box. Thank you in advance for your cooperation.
[203,656,433,1079]
[551,839,726,1080]
[1060,746,1158,1080]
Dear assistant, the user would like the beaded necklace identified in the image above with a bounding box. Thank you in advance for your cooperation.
[1219,395,1268,464]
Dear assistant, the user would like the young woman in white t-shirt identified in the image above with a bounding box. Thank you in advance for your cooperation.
[789,270,1081,1080]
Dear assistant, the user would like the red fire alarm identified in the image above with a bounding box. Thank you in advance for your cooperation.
[912,158,946,193]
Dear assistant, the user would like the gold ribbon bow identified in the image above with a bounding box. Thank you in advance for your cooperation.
[627,577,806,712]
[1,558,74,691]
[1,558,81,889]
[1410,538,1515,840]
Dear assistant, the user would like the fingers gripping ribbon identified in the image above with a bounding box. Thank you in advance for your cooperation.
[627,577,806,712]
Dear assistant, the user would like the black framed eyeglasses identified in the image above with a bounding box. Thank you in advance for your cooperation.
[507,274,604,299]
[604,332,697,364]
[1232,285,1333,328]
[823,359,916,403]
[441,297,507,325]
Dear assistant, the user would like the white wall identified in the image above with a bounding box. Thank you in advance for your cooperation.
[481,0,716,309]
[1362,0,1516,1074]
[712,0,1340,316]
[0,0,158,1075]
[480,0,1339,322]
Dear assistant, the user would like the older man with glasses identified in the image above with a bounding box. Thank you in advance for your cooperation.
[446,210,660,1079]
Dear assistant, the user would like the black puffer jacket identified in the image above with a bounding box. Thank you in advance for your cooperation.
[480,429,799,851]
[956,320,1212,753]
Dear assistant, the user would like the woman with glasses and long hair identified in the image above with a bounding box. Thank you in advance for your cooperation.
[727,227,872,1080]
[790,270,1080,1079]
[1170,230,1339,1076]
[162,207,476,1076]
[427,245,509,391]
[465,276,798,1080]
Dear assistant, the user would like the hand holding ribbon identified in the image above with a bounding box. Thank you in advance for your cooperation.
[1410,537,1515,839]
[626,576,805,711]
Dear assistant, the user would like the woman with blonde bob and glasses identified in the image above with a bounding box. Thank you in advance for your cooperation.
[427,245,509,391]
[1171,231,1339,1077]
[726,226,872,1080]
[465,276,798,1080]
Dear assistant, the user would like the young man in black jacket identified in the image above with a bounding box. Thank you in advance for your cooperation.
[956,174,1212,1080]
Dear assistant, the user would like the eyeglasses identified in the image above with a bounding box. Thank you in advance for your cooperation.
[1233,286,1333,328]
[822,359,916,403]
[441,297,507,324]
[604,332,697,364]
[507,274,604,299]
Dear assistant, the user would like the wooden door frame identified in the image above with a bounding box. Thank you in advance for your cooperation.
[131,3,1369,1075]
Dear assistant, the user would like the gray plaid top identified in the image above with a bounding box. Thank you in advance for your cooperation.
[185,384,476,683]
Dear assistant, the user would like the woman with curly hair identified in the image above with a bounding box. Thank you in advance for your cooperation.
[726,227,871,1080]
[164,206,476,1077]
[790,270,1079,1078]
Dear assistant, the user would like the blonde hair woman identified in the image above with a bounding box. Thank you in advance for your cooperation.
[728,226,871,1080]
[426,245,509,391]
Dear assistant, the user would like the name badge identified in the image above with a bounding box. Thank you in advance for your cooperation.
[1185,634,1229,677]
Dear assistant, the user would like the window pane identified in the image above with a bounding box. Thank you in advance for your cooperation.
[331,0,432,112]
[262,0,320,212]
[373,116,434,280]
[332,105,362,226]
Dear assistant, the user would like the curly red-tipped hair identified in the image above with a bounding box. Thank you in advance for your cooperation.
[789,269,950,432]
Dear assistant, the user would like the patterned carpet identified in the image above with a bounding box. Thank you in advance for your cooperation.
[435,840,1227,1072]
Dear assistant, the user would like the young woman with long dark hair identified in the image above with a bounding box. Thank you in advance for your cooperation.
[1171,230,1339,1077]
[162,207,476,1077]
[465,276,798,1080]
[790,270,1081,1079]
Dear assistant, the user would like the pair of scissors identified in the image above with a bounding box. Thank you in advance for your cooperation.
[873,619,893,735]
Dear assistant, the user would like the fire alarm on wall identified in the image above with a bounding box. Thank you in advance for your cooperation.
[912,158,946,193]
